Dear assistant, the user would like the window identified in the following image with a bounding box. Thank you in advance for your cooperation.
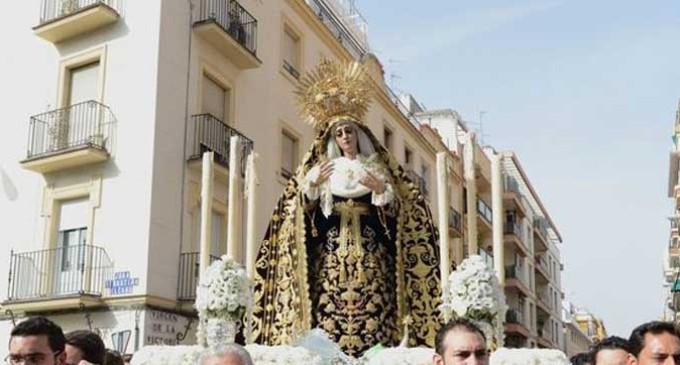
[67,61,99,106]
[55,198,88,293]
[480,248,493,268]
[202,74,231,123]
[211,210,225,258]
[282,26,301,79]
[421,163,430,197]
[404,147,412,168]
[383,126,393,152]
[281,130,299,179]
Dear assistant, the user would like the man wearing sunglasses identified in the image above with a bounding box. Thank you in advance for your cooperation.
[433,318,488,365]
[7,316,66,365]
[629,321,680,365]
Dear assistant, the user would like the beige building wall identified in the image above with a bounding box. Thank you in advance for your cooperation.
[501,152,565,349]
[0,0,459,351]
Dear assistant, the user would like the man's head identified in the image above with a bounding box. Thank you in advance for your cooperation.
[629,321,680,365]
[64,330,106,365]
[7,316,66,365]
[102,349,124,365]
[570,352,592,365]
[433,318,488,365]
[590,336,634,365]
[199,344,254,365]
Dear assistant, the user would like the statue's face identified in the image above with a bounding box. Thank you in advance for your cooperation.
[334,123,358,157]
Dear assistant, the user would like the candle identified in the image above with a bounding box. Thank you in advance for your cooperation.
[199,151,214,279]
[245,151,258,279]
[436,152,451,322]
[226,135,240,261]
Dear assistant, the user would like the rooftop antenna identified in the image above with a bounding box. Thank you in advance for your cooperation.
[388,59,402,90]
[476,110,491,146]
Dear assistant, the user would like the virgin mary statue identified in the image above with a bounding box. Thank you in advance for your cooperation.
[251,60,442,356]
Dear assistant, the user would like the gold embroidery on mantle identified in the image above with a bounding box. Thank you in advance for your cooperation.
[251,122,442,352]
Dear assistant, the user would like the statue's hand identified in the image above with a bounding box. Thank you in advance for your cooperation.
[359,170,385,194]
[311,160,334,187]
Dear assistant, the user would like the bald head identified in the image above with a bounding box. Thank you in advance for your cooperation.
[199,344,253,365]
[201,353,245,365]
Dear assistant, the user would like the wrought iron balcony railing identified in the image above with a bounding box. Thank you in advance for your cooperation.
[6,244,113,302]
[193,0,258,57]
[304,0,366,60]
[189,114,254,175]
[25,100,115,160]
[177,252,220,300]
[38,0,121,25]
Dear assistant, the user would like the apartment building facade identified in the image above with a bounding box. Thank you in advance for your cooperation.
[0,0,569,354]
[665,100,680,322]
[499,152,565,349]
[562,300,594,357]
[0,0,475,354]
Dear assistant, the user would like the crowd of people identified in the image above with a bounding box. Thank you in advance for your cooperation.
[6,315,680,365]
[5,316,254,365]
[431,318,680,365]
[7,316,127,365]
[568,321,680,365]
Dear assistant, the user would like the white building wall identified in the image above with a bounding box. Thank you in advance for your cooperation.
[0,0,165,299]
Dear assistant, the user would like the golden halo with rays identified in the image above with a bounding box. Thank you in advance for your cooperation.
[294,58,372,131]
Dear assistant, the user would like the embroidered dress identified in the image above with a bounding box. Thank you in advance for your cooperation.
[251,60,442,356]
[302,156,398,356]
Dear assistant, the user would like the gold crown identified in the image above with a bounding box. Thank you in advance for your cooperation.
[294,59,372,131]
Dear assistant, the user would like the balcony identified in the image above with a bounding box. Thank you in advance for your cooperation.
[477,198,493,228]
[448,207,462,237]
[504,308,531,338]
[406,170,428,196]
[535,254,551,283]
[188,114,254,178]
[21,101,115,174]
[5,245,113,311]
[34,0,120,43]
[534,217,549,251]
[304,0,367,60]
[504,221,529,256]
[177,252,219,300]
[536,326,553,348]
[503,175,527,217]
[505,265,531,297]
[193,0,260,69]
[536,290,552,313]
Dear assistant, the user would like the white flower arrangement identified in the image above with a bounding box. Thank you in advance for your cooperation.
[362,347,434,365]
[195,255,252,346]
[244,344,323,364]
[489,348,570,365]
[130,346,202,365]
[441,255,507,348]
[196,255,251,317]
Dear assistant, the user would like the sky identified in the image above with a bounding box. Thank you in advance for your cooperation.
[359,0,680,337]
